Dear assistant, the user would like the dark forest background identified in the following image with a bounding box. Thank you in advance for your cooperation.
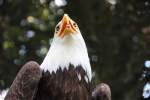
[0,0,150,100]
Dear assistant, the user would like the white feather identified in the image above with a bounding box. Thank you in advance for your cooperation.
[77,73,82,81]
[40,30,92,81]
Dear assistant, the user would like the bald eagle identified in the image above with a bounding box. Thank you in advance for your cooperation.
[3,14,111,100]
[34,14,92,100]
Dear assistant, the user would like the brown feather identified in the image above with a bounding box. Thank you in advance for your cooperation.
[5,61,42,100]
[34,65,92,100]
[92,83,111,100]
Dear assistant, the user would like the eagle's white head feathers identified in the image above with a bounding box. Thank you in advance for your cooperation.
[40,14,92,81]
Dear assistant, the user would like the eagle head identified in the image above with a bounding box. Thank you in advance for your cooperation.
[55,14,79,38]
[41,14,92,81]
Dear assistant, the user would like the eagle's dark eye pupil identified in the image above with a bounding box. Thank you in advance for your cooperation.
[56,25,60,31]
[73,23,77,27]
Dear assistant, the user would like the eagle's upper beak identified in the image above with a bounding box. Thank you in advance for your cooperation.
[59,14,77,38]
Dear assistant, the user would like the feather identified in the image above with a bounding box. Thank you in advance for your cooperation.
[34,65,92,100]
[4,61,42,100]
[92,83,111,100]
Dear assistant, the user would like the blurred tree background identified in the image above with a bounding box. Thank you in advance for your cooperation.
[0,0,150,100]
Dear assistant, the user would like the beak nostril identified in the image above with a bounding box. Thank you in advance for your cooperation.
[66,25,70,28]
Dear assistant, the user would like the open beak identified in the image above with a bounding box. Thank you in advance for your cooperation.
[59,14,77,38]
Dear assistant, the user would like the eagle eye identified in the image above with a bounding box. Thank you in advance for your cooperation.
[73,23,77,27]
[56,25,60,32]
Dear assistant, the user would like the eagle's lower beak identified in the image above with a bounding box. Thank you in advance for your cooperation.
[59,14,76,38]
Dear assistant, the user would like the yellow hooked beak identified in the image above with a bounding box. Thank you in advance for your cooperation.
[59,14,77,38]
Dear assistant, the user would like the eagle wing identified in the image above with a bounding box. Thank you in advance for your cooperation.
[92,83,111,100]
[4,61,42,100]
[3,61,111,100]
